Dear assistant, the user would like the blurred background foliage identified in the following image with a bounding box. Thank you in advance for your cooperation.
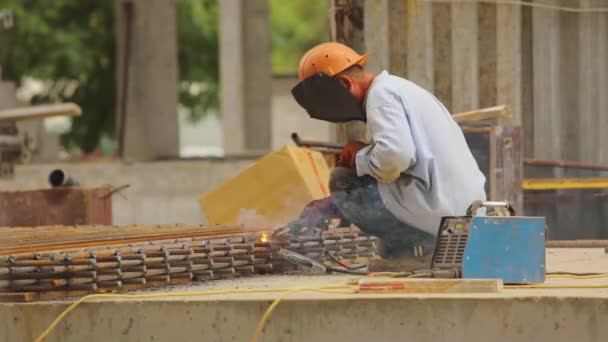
[0,0,327,152]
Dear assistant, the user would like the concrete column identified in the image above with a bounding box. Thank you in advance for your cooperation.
[406,0,434,91]
[559,2,580,162]
[451,2,479,112]
[433,2,452,110]
[219,0,245,154]
[532,1,561,160]
[333,0,366,143]
[17,120,61,163]
[388,0,408,77]
[521,5,534,157]
[363,0,408,77]
[598,6,608,163]
[0,82,59,163]
[0,83,19,169]
[219,0,271,154]
[478,3,497,109]
[0,82,17,111]
[364,0,390,74]
[116,0,179,161]
[497,3,523,125]
[578,0,599,163]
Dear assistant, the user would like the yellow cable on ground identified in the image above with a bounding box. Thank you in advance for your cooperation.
[33,285,357,342]
[251,290,298,342]
[506,284,608,289]
[546,273,608,280]
[251,287,357,342]
[251,287,358,342]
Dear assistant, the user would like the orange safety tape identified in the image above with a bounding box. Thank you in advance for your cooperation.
[304,150,329,197]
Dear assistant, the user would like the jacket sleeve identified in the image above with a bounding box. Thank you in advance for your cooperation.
[355,105,417,183]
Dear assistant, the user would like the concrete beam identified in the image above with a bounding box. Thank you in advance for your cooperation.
[497,3,523,125]
[451,2,479,112]
[219,0,271,154]
[3,286,608,341]
[116,0,179,161]
[532,1,561,160]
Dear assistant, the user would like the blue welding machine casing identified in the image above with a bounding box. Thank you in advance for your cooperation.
[462,216,546,284]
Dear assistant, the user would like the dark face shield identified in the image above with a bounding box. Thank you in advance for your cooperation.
[291,73,366,123]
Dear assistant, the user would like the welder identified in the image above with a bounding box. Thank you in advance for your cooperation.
[289,42,486,270]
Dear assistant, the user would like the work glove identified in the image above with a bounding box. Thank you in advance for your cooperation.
[338,141,367,169]
[285,197,350,235]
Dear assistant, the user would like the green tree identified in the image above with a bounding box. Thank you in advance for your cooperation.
[0,0,220,152]
[177,0,219,122]
[0,0,326,152]
[0,0,115,153]
[270,0,329,74]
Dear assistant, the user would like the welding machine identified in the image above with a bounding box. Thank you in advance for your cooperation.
[430,201,546,284]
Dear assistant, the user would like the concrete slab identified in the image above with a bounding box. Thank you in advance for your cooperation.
[2,249,608,342]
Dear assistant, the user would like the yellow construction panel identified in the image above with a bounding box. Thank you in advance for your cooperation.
[522,178,608,190]
[200,145,331,226]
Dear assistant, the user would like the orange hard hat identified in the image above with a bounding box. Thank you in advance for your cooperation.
[297,42,369,80]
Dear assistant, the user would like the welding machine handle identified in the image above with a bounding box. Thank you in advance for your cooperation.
[466,201,516,216]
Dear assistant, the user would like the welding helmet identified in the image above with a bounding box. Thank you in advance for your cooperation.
[291,42,368,123]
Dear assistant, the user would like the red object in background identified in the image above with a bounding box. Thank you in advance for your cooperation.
[338,141,367,169]
[67,148,104,161]
[0,188,112,226]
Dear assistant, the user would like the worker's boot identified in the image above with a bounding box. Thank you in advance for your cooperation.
[368,239,435,272]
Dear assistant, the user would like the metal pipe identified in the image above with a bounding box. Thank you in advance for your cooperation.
[524,158,608,171]
[0,103,81,122]
[292,136,608,173]
[48,169,79,187]
[291,133,343,152]
[546,240,608,248]
[524,193,608,204]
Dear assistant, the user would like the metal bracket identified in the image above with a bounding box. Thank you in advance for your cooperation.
[467,200,515,217]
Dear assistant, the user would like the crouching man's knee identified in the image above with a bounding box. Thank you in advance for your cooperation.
[329,167,363,194]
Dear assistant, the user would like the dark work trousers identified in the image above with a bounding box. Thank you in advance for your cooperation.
[329,167,436,258]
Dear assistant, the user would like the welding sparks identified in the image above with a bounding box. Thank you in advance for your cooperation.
[260,233,269,243]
